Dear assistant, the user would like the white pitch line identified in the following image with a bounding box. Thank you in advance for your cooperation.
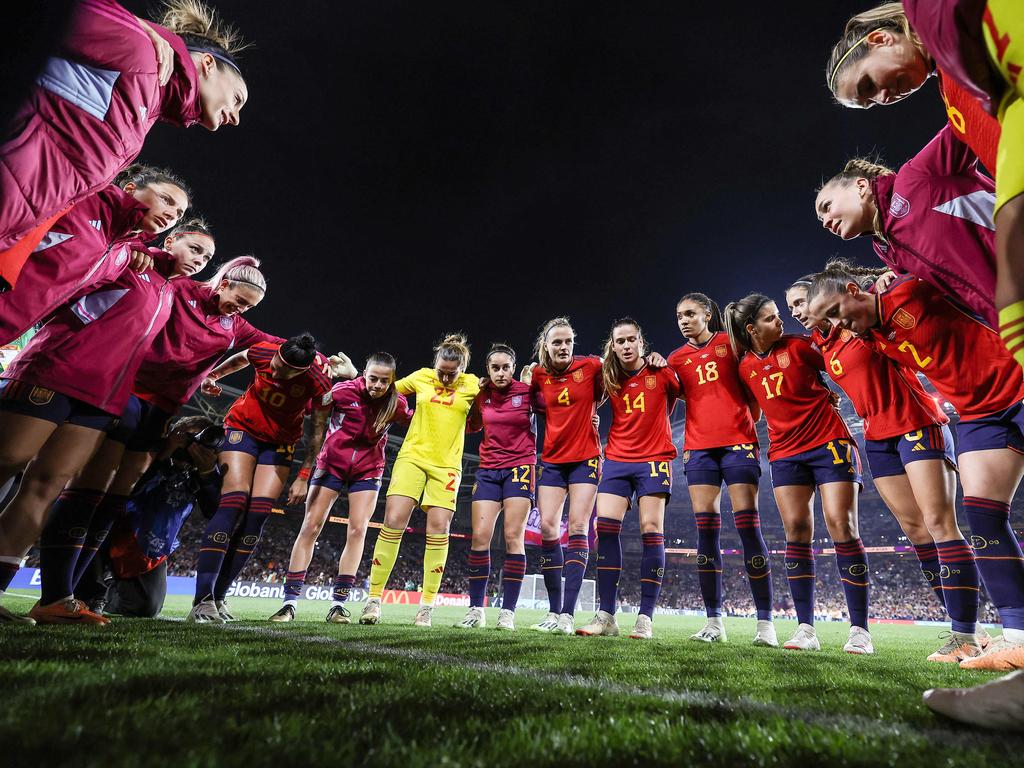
[217,622,1005,748]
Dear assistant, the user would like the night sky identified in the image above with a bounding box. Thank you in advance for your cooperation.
[126,1,947,371]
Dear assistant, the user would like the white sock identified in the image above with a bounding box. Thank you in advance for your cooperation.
[953,630,978,644]
[756,619,773,629]
[707,616,724,628]
[331,600,345,608]
[1004,627,1024,645]
[283,599,297,608]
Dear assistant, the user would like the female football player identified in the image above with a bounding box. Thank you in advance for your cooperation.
[575,318,678,640]
[725,294,872,654]
[187,333,340,623]
[360,334,480,628]
[269,352,410,624]
[789,268,983,662]
[0,240,190,623]
[825,1,1024,367]
[809,267,1024,671]
[456,343,538,631]
[0,163,193,344]
[668,293,776,646]
[521,317,603,635]
[813,128,997,327]
[43,254,272,624]
[0,0,248,281]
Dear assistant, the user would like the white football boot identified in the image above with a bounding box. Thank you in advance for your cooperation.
[783,623,821,651]
[752,620,778,647]
[575,610,619,637]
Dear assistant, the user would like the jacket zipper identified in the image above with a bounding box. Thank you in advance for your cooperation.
[102,280,170,410]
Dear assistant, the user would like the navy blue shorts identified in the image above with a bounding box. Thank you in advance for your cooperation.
[223,428,295,466]
[769,439,863,488]
[683,443,761,487]
[864,424,956,479]
[310,467,381,494]
[0,379,115,432]
[107,395,142,445]
[598,458,673,500]
[472,464,536,502]
[119,397,175,452]
[956,400,1024,457]
[538,456,601,488]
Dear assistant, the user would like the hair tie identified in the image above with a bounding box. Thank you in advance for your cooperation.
[828,30,881,91]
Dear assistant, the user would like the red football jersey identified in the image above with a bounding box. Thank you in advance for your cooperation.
[668,331,758,450]
[530,355,603,463]
[813,326,947,441]
[737,335,850,461]
[870,276,1024,420]
[605,364,680,462]
[224,341,334,444]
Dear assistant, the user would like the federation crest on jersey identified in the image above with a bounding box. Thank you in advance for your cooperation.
[572,369,584,383]
[892,308,916,329]
[512,395,523,407]
[29,386,54,405]
[889,191,911,218]
[776,351,791,369]
[840,328,853,342]
[715,344,728,358]
[114,246,128,266]
[219,316,233,329]
[645,375,657,390]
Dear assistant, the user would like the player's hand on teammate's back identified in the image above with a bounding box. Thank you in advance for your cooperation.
[129,249,154,273]
[875,271,898,292]
[646,351,667,368]
[520,362,536,384]
[137,18,174,86]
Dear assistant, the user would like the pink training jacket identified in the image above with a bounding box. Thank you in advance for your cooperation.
[1,263,175,414]
[0,0,201,250]
[0,185,150,345]
[904,0,1001,116]
[316,377,413,479]
[870,124,997,327]
[132,279,281,413]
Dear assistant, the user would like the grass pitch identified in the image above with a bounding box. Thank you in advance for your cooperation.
[1,591,1019,767]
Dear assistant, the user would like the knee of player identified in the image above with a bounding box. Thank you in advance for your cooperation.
[347,520,368,540]
[20,467,76,501]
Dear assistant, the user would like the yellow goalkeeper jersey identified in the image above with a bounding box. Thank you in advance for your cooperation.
[394,368,480,469]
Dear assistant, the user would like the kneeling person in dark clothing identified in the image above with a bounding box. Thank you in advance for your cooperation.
[80,416,222,617]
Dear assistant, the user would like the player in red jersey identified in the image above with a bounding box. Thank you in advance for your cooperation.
[521,317,604,634]
[269,352,407,624]
[457,344,538,631]
[809,270,1024,671]
[725,294,872,655]
[187,333,345,623]
[668,293,776,647]
[790,267,984,661]
[575,319,677,640]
